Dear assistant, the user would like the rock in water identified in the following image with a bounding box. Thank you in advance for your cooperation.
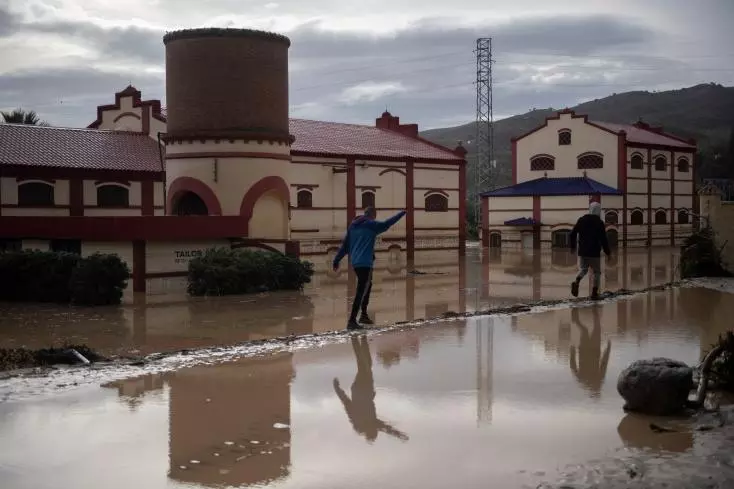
[617,358,694,415]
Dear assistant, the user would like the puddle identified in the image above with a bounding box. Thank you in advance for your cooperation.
[2,285,734,489]
[0,247,681,358]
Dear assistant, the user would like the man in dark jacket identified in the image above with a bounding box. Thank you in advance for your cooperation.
[333,207,406,330]
[569,202,611,299]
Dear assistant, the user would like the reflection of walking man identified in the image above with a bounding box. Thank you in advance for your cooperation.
[333,335,409,443]
[333,207,406,330]
[569,202,611,300]
[569,306,611,397]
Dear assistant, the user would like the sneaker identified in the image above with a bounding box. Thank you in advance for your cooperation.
[591,288,599,300]
[347,320,363,330]
[358,313,374,325]
[571,281,579,297]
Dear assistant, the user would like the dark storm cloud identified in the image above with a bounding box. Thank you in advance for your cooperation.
[0,4,21,37]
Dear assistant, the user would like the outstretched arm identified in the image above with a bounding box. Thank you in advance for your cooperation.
[333,378,352,412]
[371,211,407,235]
[333,230,350,268]
[376,419,409,441]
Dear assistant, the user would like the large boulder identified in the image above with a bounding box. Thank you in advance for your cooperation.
[617,358,694,415]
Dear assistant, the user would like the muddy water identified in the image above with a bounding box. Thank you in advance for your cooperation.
[0,247,679,357]
[1,286,733,489]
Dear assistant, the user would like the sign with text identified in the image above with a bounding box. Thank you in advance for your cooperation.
[146,240,230,274]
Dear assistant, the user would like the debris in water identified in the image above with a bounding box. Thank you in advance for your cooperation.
[205,398,211,403]
[251,440,260,444]
[190,460,200,464]
[224,441,234,446]
[213,453,220,457]
[273,423,289,429]
[179,465,187,470]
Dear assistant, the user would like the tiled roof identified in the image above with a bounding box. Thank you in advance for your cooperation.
[504,217,540,226]
[0,124,162,172]
[592,121,696,149]
[482,177,621,197]
[289,119,461,161]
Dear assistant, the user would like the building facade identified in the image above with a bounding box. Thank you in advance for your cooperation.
[0,28,466,291]
[480,109,697,249]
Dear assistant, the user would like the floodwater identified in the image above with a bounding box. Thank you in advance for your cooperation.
[2,284,734,488]
[0,247,681,357]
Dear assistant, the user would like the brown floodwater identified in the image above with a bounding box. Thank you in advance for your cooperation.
[0,247,681,357]
[1,284,733,489]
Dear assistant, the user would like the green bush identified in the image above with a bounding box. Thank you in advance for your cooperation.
[0,250,130,305]
[187,248,314,296]
[679,226,732,278]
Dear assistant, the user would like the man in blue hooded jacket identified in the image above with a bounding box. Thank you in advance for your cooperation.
[333,207,406,330]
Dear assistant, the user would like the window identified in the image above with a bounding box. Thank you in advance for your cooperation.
[530,155,555,171]
[558,130,571,146]
[361,190,375,209]
[677,157,690,172]
[604,210,619,225]
[630,153,644,170]
[678,210,689,224]
[654,155,667,171]
[97,185,129,207]
[17,181,54,206]
[577,152,604,169]
[630,210,644,225]
[551,229,571,248]
[296,189,313,208]
[489,232,502,248]
[655,210,667,225]
[425,193,448,212]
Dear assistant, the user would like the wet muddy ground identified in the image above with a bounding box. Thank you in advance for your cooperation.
[0,247,681,358]
[2,271,734,488]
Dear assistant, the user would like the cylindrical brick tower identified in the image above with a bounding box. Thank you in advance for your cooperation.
[163,28,293,240]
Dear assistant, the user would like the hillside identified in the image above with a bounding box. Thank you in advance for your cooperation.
[421,83,734,192]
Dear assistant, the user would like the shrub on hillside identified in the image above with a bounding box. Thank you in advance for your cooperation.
[0,250,130,305]
[187,248,314,296]
[679,226,732,278]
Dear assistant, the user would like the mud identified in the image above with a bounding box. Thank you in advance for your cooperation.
[2,279,734,489]
[0,345,106,371]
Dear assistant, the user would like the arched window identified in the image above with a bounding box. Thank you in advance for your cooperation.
[558,130,571,146]
[630,153,644,170]
[604,210,619,225]
[530,154,555,171]
[296,189,312,208]
[17,181,54,206]
[172,191,208,216]
[551,229,572,248]
[96,184,129,207]
[654,155,667,171]
[425,193,448,212]
[577,152,604,169]
[630,210,644,225]
[361,190,375,209]
[678,210,689,224]
[677,157,690,173]
[655,210,667,224]
[489,232,502,248]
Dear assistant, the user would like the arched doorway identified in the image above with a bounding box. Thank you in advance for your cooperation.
[607,229,619,249]
[249,189,289,239]
[172,191,208,216]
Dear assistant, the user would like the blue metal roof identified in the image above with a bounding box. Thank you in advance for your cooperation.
[504,217,540,226]
[481,177,621,197]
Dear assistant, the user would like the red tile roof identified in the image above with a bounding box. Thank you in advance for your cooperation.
[0,124,163,172]
[289,119,460,161]
[591,121,696,149]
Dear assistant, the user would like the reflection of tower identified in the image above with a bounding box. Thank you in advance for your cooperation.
[476,317,494,425]
[163,28,292,240]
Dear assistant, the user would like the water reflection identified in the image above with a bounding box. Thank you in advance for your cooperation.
[334,335,409,443]
[569,306,611,398]
[617,414,693,452]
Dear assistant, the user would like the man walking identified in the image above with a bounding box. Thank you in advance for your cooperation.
[333,207,406,330]
[569,202,611,300]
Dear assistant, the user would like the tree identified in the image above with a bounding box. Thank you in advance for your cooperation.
[1,109,49,126]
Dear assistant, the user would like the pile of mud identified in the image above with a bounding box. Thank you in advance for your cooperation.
[0,345,106,371]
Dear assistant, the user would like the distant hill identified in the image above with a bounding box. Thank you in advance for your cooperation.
[420,83,734,194]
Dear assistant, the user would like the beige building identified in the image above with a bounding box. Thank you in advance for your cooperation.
[480,109,697,250]
[0,28,466,292]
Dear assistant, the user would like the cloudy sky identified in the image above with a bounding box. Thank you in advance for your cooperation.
[1,0,733,129]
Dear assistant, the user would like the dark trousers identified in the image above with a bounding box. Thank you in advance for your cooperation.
[350,267,372,321]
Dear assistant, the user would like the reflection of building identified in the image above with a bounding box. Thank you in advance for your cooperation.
[0,28,467,291]
[480,110,696,250]
[476,317,494,424]
[104,353,295,487]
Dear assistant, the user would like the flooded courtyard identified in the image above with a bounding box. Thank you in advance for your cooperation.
[2,247,734,488]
